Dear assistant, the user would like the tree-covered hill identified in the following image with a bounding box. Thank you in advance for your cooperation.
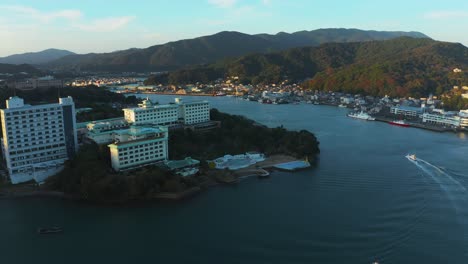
[45,29,429,72]
[159,37,468,97]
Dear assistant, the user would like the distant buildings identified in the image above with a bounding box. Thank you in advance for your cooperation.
[10,76,63,91]
[0,96,78,184]
[390,106,424,117]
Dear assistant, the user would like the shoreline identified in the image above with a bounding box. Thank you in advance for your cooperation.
[0,155,312,203]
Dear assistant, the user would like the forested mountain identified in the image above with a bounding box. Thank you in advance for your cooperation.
[157,37,468,97]
[0,63,43,75]
[0,49,75,65]
[45,29,429,72]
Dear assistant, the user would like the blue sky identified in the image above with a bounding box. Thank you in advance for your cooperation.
[0,0,467,56]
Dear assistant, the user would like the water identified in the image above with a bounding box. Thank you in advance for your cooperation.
[1,95,467,263]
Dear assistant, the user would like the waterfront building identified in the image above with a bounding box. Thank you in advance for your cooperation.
[422,113,461,127]
[108,126,169,171]
[459,110,468,128]
[123,98,210,126]
[0,96,78,184]
[165,157,200,177]
[390,105,424,117]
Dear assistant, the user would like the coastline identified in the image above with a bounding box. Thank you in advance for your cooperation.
[0,155,312,202]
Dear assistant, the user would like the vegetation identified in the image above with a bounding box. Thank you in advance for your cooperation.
[154,38,468,98]
[0,85,139,121]
[45,29,428,72]
[47,143,201,203]
[169,109,320,161]
[47,109,320,203]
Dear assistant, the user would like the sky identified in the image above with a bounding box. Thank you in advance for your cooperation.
[0,0,467,57]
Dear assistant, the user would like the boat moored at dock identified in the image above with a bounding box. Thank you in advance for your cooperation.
[388,120,410,127]
[347,111,375,121]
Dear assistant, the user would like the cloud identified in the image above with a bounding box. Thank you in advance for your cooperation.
[261,0,271,5]
[208,0,237,8]
[0,5,82,22]
[424,11,468,19]
[74,16,135,32]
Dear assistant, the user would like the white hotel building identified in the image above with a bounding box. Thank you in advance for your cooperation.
[123,98,210,126]
[108,126,168,171]
[0,96,78,184]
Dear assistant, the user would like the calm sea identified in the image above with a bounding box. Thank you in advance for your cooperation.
[1,95,467,263]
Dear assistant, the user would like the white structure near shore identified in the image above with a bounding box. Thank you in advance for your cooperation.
[123,98,210,126]
[108,126,169,171]
[0,96,78,184]
[212,152,266,170]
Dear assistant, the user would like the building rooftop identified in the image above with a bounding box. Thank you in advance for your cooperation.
[166,157,200,170]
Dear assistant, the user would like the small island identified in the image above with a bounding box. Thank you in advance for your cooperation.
[45,108,320,203]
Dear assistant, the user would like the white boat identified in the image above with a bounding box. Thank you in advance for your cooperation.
[347,111,375,121]
[338,104,347,108]
[405,154,417,161]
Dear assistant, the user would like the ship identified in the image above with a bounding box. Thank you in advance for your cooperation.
[347,111,375,121]
[405,154,417,161]
[37,226,63,234]
[388,120,410,127]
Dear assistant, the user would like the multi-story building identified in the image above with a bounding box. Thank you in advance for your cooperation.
[107,126,169,171]
[123,99,179,126]
[0,96,78,184]
[123,98,210,126]
[178,99,210,125]
[459,110,468,128]
[422,113,461,127]
[390,105,425,117]
[81,117,130,144]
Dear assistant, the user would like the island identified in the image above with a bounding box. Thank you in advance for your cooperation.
[43,108,319,203]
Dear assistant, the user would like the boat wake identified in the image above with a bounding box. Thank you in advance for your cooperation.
[406,156,467,212]
[406,155,468,258]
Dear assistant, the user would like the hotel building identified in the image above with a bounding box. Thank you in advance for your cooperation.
[123,98,210,126]
[0,96,78,184]
[108,126,169,171]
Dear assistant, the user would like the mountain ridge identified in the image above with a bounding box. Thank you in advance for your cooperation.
[0,49,75,65]
[44,28,431,72]
[154,37,468,97]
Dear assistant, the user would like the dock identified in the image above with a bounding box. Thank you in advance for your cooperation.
[273,160,311,171]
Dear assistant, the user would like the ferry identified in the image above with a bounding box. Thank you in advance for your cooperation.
[347,111,375,121]
[388,120,410,127]
[406,154,417,161]
[37,226,63,234]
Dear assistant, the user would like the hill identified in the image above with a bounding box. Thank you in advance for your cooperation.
[0,63,43,75]
[157,37,468,97]
[0,49,75,65]
[45,29,430,72]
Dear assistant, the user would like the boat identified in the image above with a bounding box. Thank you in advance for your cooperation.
[347,111,375,121]
[37,226,63,234]
[388,120,410,127]
[406,154,417,161]
[338,104,347,108]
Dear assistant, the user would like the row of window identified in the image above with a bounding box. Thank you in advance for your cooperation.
[4,107,61,116]
[8,143,66,153]
[119,153,166,166]
[119,149,164,161]
[11,149,66,161]
[11,154,67,167]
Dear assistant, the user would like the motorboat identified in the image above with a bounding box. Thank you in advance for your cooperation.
[405,154,417,161]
